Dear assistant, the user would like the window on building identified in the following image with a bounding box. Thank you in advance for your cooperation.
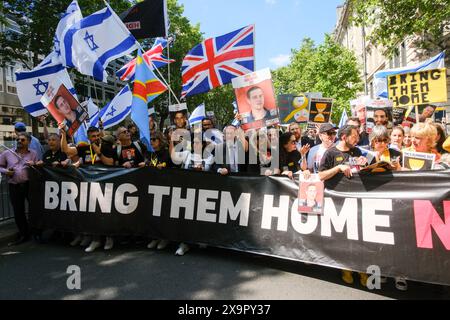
[5,62,24,94]
[400,42,407,67]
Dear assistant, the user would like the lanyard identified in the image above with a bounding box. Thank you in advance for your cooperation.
[89,145,97,165]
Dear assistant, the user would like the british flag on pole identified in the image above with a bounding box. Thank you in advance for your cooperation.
[181,25,255,99]
[116,38,175,81]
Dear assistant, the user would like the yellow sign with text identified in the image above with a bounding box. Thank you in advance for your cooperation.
[388,68,447,108]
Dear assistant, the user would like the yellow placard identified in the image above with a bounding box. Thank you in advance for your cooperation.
[388,68,448,108]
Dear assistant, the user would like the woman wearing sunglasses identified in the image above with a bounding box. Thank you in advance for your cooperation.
[369,125,402,170]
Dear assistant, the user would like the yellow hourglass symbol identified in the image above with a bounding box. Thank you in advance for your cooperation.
[313,103,327,123]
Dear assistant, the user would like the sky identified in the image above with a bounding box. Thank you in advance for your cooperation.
[178,0,344,70]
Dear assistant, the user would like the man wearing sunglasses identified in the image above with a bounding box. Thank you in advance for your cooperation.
[14,122,44,161]
[105,126,147,168]
[0,132,37,246]
[304,123,338,174]
[318,125,368,181]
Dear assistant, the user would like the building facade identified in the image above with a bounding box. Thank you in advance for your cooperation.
[334,1,450,121]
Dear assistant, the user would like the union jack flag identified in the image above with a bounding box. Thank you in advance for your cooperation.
[116,37,175,81]
[181,25,255,99]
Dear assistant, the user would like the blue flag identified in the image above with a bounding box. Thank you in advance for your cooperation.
[131,49,167,151]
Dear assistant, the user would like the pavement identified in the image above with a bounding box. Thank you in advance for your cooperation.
[0,230,449,300]
[0,220,18,247]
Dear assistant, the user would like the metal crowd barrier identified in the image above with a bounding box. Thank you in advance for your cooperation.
[0,177,14,222]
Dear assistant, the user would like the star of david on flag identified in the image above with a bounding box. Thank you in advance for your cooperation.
[16,64,77,117]
[59,3,138,82]
[90,85,133,130]
[33,78,49,96]
[84,31,99,51]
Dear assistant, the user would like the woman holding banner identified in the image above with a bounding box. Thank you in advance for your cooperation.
[369,126,402,169]
[265,132,310,178]
[407,119,441,163]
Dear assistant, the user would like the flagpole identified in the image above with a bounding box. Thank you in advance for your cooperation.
[168,39,172,107]
[135,41,181,105]
[103,1,180,105]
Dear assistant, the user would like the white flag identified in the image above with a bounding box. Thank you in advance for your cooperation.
[15,64,76,117]
[189,103,206,126]
[38,1,83,68]
[60,4,137,82]
[374,52,445,98]
[86,98,99,126]
[90,85,132,129]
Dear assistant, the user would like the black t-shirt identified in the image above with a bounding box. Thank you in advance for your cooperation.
[319,146,363,172]
[280,150,301,172]
[148,148,171,168]
[113,142,147,166]
[77,144,102,165]
[42,149,67,165]
[76,144,114,165]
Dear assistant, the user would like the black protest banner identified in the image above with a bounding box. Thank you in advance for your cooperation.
[29,167,450,285]
[120,0,168,39]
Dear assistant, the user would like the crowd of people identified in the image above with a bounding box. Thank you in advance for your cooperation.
[1,109,449,291]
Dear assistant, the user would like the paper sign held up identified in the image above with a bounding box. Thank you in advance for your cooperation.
[388,68,447,108]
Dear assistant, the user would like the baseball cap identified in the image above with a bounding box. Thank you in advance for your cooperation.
[319,123,338,134]
[14,122,27,132]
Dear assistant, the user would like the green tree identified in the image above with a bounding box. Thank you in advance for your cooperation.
[273,35,363,124]
[349,0,450,59]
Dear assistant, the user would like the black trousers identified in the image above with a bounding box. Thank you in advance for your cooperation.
[8,182,30,237]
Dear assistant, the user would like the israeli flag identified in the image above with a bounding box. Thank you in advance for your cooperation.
[86,98,99,126]
[374,52,445,98]
[358,147,377,164]
[189,103,206,126]
[338,109,348,129]
[37,1,83,68]
[90,85,132,129]
[15,64,77,117]
[60,3,137,82]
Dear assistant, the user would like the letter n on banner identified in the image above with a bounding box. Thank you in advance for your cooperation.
[414,200,450,250]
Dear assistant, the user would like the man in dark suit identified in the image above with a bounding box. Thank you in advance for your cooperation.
[213,126,248,175]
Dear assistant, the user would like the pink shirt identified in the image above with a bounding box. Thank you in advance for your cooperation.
[0,149,38,184]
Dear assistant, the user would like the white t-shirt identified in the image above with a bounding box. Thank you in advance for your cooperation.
[307,144,328,173]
